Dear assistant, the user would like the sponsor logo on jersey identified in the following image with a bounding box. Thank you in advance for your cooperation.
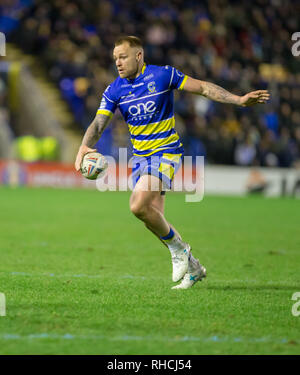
[128,100,156,116]
[121,93,135,99]
[147,81,156,93]
[144,73,154,81]
[132,82,144,88]
[121,84,131,88]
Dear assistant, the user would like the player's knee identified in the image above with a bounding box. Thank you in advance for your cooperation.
[130,201,148,219]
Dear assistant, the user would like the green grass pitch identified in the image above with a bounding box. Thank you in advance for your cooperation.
[0,186,299,355]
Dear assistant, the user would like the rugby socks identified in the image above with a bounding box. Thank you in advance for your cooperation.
[161,228,199,265]
[160,227,175,241]
[160,228,186,252]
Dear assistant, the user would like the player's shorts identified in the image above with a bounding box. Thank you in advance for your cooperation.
[131,150,183,192]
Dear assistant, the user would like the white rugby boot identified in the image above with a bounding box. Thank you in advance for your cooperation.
[172,258,206,289]
[171,243,191,282]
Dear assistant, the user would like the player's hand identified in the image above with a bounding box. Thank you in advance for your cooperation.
[75,145,97,171]
[239,90,270,106]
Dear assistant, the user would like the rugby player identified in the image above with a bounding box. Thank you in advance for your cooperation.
[75,36,270,289]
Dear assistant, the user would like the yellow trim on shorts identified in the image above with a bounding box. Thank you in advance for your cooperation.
[162,153,182,164]
[159,162,175,180]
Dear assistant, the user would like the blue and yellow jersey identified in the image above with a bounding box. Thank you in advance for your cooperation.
[97,63,187,157]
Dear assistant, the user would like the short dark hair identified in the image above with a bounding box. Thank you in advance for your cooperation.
[114,35,143,48]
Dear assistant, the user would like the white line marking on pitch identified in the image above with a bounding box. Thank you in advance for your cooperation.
[0,333,295,344]
[4,272,146,280]
[1,272,299,289]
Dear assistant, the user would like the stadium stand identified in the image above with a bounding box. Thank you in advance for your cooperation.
[0,76,14,158]
[2,0,300,166]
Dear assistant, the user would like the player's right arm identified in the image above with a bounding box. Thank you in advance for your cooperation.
[75,82,117,171]
[75,113,111,171]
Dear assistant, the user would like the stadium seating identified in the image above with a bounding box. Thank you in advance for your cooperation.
[3,0,300,167]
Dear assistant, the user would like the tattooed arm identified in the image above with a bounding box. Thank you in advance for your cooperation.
[182,76,270,106]
[75,114,111,171]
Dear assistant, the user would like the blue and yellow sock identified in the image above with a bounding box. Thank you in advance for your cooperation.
[160,228,175,241]
[160,227,187,252]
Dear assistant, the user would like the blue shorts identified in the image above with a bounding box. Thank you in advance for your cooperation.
[131,151,183,191]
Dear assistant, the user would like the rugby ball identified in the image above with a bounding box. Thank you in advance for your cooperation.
[80,152,108,180]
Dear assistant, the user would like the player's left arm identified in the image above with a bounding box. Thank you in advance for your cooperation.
[181,76,270,106]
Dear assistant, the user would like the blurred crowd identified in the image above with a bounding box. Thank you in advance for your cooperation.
[0,77,14,158]
[6,0,300,166]
[0,75,58,161]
